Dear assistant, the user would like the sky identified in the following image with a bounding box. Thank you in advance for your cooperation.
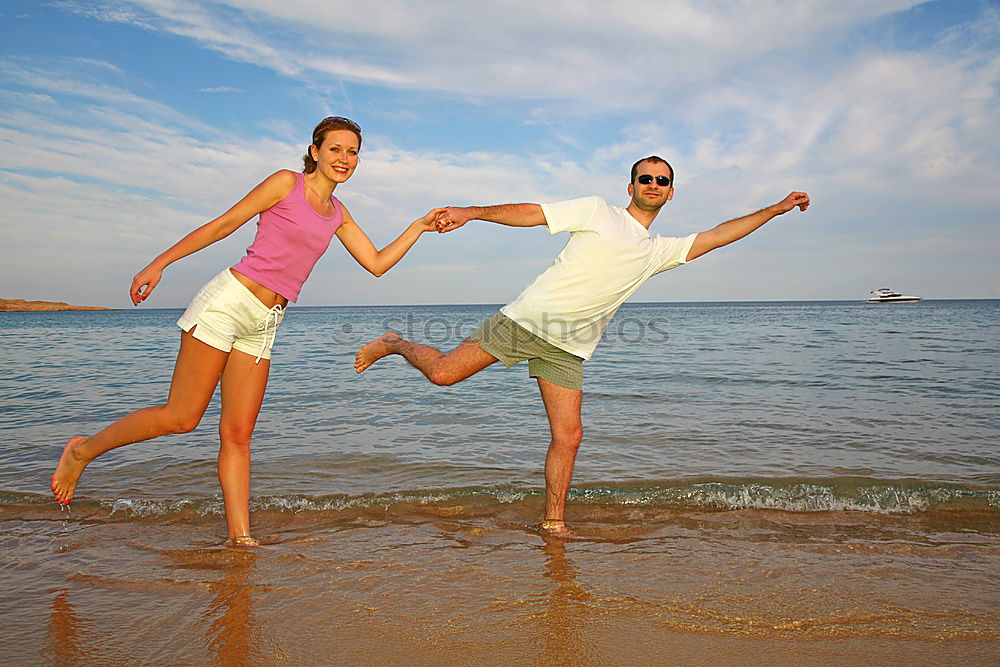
[0,0,997,307]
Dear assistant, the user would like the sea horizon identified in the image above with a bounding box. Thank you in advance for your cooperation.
[6,296,996,312]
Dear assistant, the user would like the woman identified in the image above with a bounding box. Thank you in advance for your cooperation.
[51,116,442,545]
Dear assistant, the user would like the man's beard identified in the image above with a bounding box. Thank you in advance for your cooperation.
[631,195,665,213]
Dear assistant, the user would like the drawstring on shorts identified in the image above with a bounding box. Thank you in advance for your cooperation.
[254,304,284,364]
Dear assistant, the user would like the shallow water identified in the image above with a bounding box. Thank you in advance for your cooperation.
[1,300,998,663]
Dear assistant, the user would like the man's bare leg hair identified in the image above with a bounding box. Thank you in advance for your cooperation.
[356,334,498,386]
[537,377,583,537]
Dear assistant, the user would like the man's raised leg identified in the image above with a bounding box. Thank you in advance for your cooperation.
[537,377,583,536]
[355,334,498,386]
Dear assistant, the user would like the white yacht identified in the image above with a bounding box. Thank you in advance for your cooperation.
[866,288,922,303]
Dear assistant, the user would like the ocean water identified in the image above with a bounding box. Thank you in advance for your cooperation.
[2,300,998,664]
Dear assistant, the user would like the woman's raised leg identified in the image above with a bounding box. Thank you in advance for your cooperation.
[217,348,271,544]
[51,330,229,504]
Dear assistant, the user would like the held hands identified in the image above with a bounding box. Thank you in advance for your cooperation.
[130,264,162,306]
[773,191,810,215]
[433,206,474,233]
[413,207,450,233]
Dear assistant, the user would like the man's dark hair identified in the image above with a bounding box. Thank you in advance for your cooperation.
[630,155,674,186]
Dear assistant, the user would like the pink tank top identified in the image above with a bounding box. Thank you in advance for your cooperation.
[232,172,344,302]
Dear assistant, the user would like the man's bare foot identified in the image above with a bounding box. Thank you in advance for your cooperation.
[227,535,260,547]
[354,332,401,373]
[539,520,578,539]
[51,436,90,505]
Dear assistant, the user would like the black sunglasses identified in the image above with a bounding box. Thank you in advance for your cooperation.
[637,174,671,186]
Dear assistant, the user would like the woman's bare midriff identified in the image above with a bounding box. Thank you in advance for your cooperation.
[228,269,288,309]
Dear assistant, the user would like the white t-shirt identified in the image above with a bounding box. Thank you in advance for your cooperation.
[500,196,696,360]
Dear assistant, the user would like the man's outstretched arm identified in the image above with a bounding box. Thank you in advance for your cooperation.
[435,204,546,233]
[686,191,810,262]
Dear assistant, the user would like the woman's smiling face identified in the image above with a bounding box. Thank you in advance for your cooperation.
[311,129,360,184]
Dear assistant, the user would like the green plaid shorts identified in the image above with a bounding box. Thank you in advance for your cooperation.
[470,312,583,391]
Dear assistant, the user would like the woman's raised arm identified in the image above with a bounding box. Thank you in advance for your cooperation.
[130,170,297,305]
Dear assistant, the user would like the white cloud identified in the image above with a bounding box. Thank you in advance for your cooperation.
[67,0,928,107]
[66,1,995,207]
[0,57,177,116]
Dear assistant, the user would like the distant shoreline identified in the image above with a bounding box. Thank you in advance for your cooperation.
[1,298,114,312]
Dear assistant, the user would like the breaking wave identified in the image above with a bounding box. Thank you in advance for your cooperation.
[4,478,997,520]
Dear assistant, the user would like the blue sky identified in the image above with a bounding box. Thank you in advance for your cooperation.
[1,0,997,306]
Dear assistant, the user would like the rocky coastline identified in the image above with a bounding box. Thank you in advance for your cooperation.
[1,298,114,312]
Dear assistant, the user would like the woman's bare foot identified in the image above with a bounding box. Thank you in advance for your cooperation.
[354,332,401,373]
[539,520,578,539]
[227,535,260,547]
[51,436,91,505]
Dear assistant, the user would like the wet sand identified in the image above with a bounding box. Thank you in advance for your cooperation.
[3,503,997,665]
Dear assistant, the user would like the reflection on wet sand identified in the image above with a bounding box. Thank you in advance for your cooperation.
[45,589,85,667]
[205,550,256,665]
[195,548,268,666]
[42,545,271,665]
[533,535,594,665]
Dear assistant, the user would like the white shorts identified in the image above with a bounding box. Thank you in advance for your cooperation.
[177,269,285,362]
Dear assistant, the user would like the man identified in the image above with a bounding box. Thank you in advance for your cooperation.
[355,156,810,536]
